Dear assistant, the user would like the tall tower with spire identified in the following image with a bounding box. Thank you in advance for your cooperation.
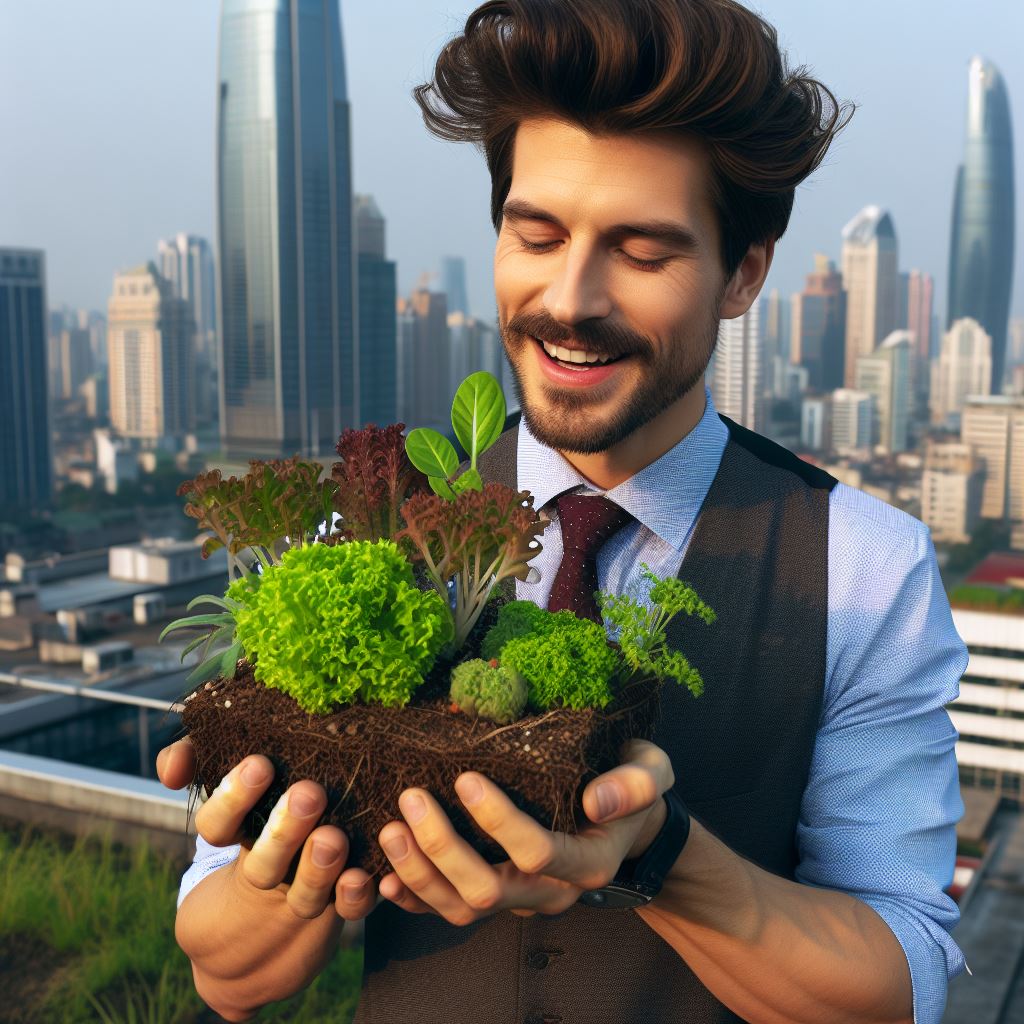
[947,57,1015,396]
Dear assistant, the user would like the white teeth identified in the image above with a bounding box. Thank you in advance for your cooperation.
[539,339,613,365]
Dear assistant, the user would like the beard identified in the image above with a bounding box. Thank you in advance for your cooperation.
[499,302,721,455]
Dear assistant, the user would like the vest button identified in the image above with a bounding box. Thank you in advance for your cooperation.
[527,951,550,970]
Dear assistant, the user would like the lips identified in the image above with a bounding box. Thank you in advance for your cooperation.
[530,335,627,387]
[531,336,625,366]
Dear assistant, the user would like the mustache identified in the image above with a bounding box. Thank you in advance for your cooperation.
[507,317,650,360]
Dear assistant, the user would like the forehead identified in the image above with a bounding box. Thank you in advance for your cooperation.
[507,117,717,236]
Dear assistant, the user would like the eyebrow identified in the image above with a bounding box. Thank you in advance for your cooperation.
[501,198,701,252]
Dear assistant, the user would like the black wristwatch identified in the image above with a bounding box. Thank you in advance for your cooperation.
[577,787,690,909]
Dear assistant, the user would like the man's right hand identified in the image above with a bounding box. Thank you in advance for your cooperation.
[157,738,378,1021]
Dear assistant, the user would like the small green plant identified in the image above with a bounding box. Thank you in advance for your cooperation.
[227,540,453,713]
[449,658,528,724]
[501,614,621,711]
[397,483,547,650]
[597,564,716,698]
[479,600,554,661]
[405,371,506,498]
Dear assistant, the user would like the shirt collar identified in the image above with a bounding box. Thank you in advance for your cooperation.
[516,384,729,553]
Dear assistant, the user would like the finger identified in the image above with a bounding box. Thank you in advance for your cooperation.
[454,772,615,888]
[581,739,672,825]
[194,755,275,846]
[284,825,350,919]
[242,782,328,891]
[334,866,379,921]
[377,870,437,916]
[156,737,196,790]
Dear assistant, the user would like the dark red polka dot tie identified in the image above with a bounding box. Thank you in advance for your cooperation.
[546,494,635,623]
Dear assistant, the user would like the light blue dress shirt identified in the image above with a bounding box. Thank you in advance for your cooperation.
[178,385,969,1024]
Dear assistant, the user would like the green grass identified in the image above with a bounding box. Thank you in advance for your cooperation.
[0,821,363,1023]
[948,584,1024,613]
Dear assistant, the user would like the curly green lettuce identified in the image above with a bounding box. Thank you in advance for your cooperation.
[500,615,620,712]
[227,540,452,713]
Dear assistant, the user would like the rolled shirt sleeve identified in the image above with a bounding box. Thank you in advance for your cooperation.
[796,491,970,1024]
[178,835,241,910]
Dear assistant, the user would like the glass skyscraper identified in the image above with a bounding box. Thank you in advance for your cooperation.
[947,56,1015,396]
[0,249,52,509]
[217,0,356,458]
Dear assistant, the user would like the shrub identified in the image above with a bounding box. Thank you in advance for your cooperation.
[228,540,452,713]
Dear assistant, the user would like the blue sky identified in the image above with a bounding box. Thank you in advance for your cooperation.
[1,1,1021,326]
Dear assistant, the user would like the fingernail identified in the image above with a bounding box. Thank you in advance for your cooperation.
[311,841,339,868]
[241,759,269,786]
[384,835,408,860]
[595,783,620,820]
[400,793,427,824]
[289,790,320,817]
[343,882,366,903]
[456,776,484,806]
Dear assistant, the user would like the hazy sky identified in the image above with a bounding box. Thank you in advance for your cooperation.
[1,1,1021,326]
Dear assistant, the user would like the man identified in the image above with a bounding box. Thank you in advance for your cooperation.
[158,1,968,1021]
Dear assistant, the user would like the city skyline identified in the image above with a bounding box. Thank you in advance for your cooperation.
[1,1,1022,329]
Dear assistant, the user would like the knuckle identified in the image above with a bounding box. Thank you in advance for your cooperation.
[286,888,327,920]
[240,854,279,891]
[464,882,501,911]
[418,831,448,859]
[445,906,478,927]
[516,841,553,876]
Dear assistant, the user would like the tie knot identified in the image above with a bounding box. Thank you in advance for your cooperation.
[555,494,634,559]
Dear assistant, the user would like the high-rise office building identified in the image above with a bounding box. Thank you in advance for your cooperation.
[947,57,1015,396]
[921,441,983,545]
[930,317,993,429]
[761,289,790,397]
[217,0,356,457]
[906,270,933,415]
[107,264,194,443]
[448,312,503,398]
[790,254,846,392]
[854,330,911,454]
[960,396,1024,524]
[354,194,397,427]
[396,289,450,433]
[0,248,52,508]
[713,305,763,432]
[1009,318,1024,375]
[830,389,874,452]
[841,206,899,389]
[440,256,470,318]
[800,394,831,452]
[56,327,93,401]
[157,234,216,352]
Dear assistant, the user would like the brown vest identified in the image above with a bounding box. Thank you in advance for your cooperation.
[355,414,838,1024]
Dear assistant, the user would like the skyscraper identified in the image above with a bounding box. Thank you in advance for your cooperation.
[107,264,194,444]
[396,289,450,433]
[906,270,934,416]
[960,396,1024,524]
[947,57,1015,396]
[158,233,218,427]
[355,194,398,426]
[830,389,874,452]
[713,305,763,432]
[841,206,899,389]
[0,248,52,508]
[854,330,912,454]
[791,254,846,392]
[217,0,356,458]
[930,317,992,429]
[440,256,470,318]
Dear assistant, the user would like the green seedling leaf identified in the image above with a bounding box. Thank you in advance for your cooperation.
[219,640,243,679]
[159,613,235,642]
[406,428,459,479]
[451,468,483,494]
[428,475,457,500]
[451,371,506,468]
[187,593,242,613]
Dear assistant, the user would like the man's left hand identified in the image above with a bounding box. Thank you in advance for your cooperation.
[376,738,674,924]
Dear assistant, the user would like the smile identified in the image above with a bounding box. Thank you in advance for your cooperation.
[530,336,628,386]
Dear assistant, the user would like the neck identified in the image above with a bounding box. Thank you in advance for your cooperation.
[558,384,707,491]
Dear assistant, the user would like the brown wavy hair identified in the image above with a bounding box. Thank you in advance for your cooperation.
[412,0,855,278]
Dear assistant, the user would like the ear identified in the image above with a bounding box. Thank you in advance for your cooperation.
[719,238,776,319]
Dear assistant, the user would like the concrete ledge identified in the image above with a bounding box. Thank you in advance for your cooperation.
[0,748,195,859]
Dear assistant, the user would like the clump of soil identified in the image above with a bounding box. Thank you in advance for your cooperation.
[180,658,661,878]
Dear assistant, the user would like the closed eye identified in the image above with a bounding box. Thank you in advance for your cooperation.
[516,237,670,273]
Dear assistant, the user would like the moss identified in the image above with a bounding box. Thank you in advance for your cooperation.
[449,658,528,724]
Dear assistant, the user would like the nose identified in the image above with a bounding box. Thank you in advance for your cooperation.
[542,243,613,327]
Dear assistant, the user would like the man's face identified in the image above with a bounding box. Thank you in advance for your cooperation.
[494,117,729,455]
